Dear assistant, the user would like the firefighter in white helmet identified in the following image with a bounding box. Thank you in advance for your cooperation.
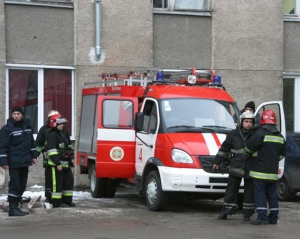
[213,110,255,221]
[45,114,75,207]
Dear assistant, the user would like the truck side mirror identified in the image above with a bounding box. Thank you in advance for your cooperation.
[135,112,144,132]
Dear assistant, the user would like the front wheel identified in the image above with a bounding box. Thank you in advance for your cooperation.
[145,170,168,211]
[277,177,295,201]
[89,164,107,198]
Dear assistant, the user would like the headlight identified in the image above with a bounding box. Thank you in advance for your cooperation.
[171,149,193,164]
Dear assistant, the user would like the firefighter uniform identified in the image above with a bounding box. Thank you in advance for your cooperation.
[45,115,75,207]
[36,110,60,202]
[214,110,255,221]
[245,110,286,225]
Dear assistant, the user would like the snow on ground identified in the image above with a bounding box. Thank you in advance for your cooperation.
[0,184,93,202]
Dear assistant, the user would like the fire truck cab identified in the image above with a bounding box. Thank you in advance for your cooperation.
[76,68,286,211]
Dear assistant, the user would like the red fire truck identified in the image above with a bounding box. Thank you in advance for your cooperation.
[76,68,285,211]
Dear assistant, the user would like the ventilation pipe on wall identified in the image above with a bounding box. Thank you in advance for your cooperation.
[95,0,102,61]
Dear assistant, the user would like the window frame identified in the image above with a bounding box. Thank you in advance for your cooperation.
[5,64,75,139]
[284,0,300,20]
[283,73,300,131]
[153,0,211,17]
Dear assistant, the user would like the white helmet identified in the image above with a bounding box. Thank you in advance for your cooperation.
[48,110,60,118]
[240,110,255,124]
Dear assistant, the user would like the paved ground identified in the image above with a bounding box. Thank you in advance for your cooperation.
[0,187,300,239]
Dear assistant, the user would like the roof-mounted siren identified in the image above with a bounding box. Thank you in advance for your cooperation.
[213,75,222,85]
[187,68,197,84]
[155,72,165,82]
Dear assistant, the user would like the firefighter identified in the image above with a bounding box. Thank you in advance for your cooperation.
[45,113,75,208]
[245,109,286,225]
[36,110,60,202]
[0,107,38,216]
[213,110,255,221]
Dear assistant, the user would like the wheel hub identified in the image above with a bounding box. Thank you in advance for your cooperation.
[147,179,157,204]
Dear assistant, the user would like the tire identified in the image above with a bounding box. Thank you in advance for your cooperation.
[277,177,295,201]
[89,164,107,198]
[105,179,118,198]
[145,170,168,211]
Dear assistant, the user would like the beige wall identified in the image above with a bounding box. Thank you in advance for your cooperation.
[153,14,211,68]
[5,4,74,65]
[212,0,284,109]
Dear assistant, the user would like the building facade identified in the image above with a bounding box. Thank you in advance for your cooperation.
[0,0,299,187]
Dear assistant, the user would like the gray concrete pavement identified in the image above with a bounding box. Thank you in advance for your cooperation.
[0,188,300,239]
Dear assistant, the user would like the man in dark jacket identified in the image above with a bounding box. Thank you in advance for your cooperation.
[45,114,75,208]
[213,110,255,221]
[36,110,60,202]
[0,107,38,216]
[245,109,286,225]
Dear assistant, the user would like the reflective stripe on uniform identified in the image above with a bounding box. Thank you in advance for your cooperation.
[256,207,267,210]
[263,135,284,144]
[59,142,65,149]
[48,159,56,166]
[249,170,278,181]
[51,192,62,199]
[217,151,227,157]
[251,151,258,157]
[52,167,57,192]
[47,148,58,156]
[62,190,73,197]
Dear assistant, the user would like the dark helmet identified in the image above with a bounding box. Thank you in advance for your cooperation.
[260,109,277,125]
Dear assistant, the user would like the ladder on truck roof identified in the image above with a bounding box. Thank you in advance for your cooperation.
[84,68,215,88]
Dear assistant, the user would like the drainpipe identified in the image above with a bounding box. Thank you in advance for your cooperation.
[95,0,102,61]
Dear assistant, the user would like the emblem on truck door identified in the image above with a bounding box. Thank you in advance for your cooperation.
[110,147,124,161]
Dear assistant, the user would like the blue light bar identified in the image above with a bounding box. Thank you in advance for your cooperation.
[156,72,165,82]
[213,75,221,85]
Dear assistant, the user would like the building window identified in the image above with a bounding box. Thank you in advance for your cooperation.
[153,0,210,11]
[284,0,296,15]
[283,76,300,131]
[6,65,74,137]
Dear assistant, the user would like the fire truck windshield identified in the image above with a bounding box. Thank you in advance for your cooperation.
[160,98,240,132]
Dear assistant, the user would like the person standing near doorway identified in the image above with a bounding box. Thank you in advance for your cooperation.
[0,107,38,216]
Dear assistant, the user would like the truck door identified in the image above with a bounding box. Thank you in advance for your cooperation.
[255,101,286,178]
[96,96,138,178]
[135,99,159,176]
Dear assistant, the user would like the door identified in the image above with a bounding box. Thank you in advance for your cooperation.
[135,99,159,176]
[255,101,286,178]
[96,96,138,178]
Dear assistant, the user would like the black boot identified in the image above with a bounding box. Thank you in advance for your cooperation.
[9,201,26,217]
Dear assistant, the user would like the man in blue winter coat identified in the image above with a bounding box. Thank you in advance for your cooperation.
[0,107,38,216]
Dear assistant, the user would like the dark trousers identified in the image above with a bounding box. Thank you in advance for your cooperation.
[8,167,29,202]
[253,179,278,222]
[222,174,255,216]
[46,166,74,206]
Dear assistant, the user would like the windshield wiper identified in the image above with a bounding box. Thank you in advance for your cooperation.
[167,125,214,133]
[201,125,233,131]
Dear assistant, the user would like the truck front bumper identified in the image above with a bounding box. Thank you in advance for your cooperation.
[158,166,244,193]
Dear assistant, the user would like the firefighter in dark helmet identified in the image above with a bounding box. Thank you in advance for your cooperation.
[45,113,75,207]
[213,110,255,221]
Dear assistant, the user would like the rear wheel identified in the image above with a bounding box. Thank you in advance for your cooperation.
[89,164,107,198]
[145,170,168,211]
[277,177,296,201]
